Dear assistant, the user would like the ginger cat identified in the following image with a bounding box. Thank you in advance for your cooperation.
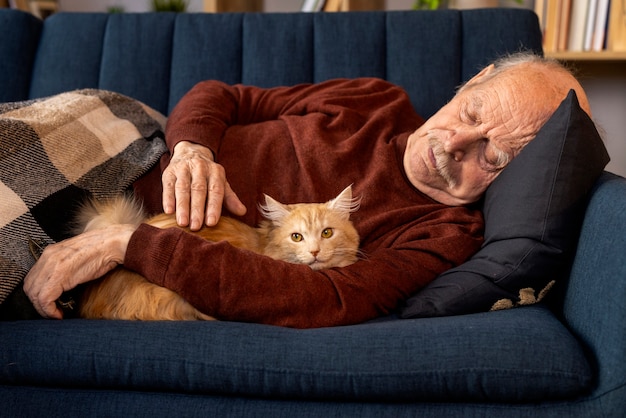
[75,186,361,321]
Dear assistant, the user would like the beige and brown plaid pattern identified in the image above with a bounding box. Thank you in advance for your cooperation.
[0,89,167,304]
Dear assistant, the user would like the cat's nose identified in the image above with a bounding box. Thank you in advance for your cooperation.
[310,250,319,258]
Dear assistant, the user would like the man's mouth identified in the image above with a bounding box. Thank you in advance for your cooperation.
[428,147,438,170]
[428,138,457,188]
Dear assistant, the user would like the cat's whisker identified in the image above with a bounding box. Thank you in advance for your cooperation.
[355,249,369,261]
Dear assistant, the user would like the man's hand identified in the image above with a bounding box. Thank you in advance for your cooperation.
[23,224,135,319]
[161,141,246,230]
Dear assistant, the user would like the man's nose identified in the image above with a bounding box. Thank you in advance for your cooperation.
[441,130,477,162]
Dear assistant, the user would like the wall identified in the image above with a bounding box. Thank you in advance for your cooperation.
[576,66,626,178]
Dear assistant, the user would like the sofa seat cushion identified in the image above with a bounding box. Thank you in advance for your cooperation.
[0,305,592,403]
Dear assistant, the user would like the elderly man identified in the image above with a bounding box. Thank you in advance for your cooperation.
[24,53,590,327]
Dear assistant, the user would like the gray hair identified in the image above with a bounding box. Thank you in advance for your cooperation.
[456,51,574,94]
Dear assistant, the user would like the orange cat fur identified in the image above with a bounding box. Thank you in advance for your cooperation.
[76,186,360,321]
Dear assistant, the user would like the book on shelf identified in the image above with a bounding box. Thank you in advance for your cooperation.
[302,0,371,12]
[542,0,561,53]
[537,0,571,52]
[567,0,588,52]
[608,0,626,51]
[535,0,546,31]
[539,0,625,55]
[8,0,29,10]
[323,0,343,12]
[582,0,598,51]
[590,0,610,51]
[301,0,325,12]
[557,0,572,52]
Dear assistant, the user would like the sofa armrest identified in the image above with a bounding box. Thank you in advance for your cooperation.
[560,172,626,404]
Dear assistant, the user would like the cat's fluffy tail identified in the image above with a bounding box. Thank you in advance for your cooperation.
[74,195,146,234]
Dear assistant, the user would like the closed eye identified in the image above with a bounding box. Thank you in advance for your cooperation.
[480,140,510,172]
[461,96,483,126]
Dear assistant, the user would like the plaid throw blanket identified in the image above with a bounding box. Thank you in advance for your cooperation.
[0,89,168,305]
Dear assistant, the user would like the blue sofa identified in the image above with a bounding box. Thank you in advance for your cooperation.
[1,8,625,417]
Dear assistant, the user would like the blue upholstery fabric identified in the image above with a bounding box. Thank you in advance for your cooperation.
[312,13,387,82]
[2,8,626,417]
[22,9,543,117]
[242,13,315,86]
[0,385,605,418]
[0,10,41,103]
[170,13,245,107]
[459,8,544,80]
[385,11,461,118]
[0,305,591,402]
[562,173,626,402]
[28,13,109,99]
[99,13,176,113]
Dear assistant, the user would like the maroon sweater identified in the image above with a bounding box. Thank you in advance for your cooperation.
[127,78,483,328]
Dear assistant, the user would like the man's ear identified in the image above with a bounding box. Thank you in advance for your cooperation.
[465,63,496,86]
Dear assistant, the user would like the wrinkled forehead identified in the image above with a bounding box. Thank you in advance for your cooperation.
[464,74,557,154]
[491,64,583,113]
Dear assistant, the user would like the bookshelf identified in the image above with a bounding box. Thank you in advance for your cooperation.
[537,0,626,60]
[204,0,262,13]
[325,0,385,11]
[538,1,626,179]
[5,0,57,18]
[547,51,626,61]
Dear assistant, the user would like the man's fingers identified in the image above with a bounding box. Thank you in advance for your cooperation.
[224,182,247,217]
[188,165,210,231]
[161,169,177,215]
[204,180,246,227]
[161,142,244,229]
[203,164,226,227]
[23,256,64,319]
[24,225,133,320]
[174,167,195,227]
[162,165,194,227]
[37,292,64,319]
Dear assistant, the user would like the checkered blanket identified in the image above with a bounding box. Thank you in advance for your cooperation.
[0,89,168,304]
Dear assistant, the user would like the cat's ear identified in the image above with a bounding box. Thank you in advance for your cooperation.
[328,185,361,219]
[259,194,291,223]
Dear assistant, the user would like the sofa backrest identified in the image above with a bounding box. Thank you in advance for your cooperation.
[0,8,542,117]
[0,9,41,104]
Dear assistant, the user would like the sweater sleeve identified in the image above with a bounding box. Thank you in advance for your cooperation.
[124,205,483,329]
[131,77,481,328]
[164,78,414,155]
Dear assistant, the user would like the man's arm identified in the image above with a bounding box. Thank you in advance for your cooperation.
[124,207,483,328]
[161,80,304,230]
[24,224,135,319]
[161,78,409,229]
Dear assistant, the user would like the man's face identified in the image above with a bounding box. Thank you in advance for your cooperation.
[404,64,560,206]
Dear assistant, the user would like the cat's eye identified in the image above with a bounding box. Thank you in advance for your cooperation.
[291,233,303,242]
[321,228,333,239]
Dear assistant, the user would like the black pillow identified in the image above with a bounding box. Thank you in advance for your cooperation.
[400,90,610,318]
